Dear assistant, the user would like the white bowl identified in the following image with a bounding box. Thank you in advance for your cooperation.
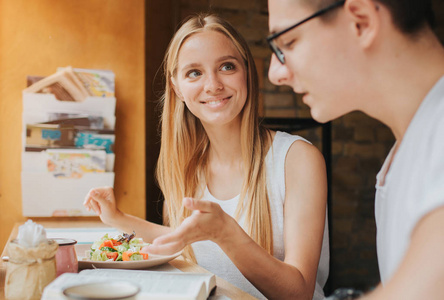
[63,282,140,300]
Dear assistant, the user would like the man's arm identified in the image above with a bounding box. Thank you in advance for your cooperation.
[363,205,444,300]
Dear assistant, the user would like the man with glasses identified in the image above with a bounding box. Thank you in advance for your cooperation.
[268,0,444,299]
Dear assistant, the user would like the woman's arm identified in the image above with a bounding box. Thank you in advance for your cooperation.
[224,140,327,299]
[146,140,327,300]
[83,187,171,242]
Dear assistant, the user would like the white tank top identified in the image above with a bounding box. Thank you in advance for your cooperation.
[191,131,329,299]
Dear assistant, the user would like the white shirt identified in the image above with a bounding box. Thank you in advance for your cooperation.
[192,131,329,299]
[375,76,444,283]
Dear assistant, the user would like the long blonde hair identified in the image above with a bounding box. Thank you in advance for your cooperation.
[156,14,273,261]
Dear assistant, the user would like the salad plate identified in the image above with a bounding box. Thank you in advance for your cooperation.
[77,232,182,270]
[78,251,182,270]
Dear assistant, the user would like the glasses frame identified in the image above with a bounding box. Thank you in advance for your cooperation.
[267,0,346,64]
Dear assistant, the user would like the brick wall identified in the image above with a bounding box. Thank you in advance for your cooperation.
[171,0,444,293]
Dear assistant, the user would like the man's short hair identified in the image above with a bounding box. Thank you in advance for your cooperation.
[303,0,435,34]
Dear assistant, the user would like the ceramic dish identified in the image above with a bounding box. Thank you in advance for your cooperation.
[63,281,140,300]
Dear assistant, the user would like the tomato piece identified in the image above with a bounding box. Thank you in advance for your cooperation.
[99,240,115,250]
[111,239,122,246]
[122,251,134,261]
[105,252,118,261]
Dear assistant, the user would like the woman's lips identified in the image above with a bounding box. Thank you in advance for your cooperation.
[201,96,231,105]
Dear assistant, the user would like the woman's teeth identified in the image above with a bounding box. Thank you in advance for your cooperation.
[206,96,230,105]
[208,99,223,105]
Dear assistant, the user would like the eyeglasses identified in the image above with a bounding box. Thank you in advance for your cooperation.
[267,0,345,64]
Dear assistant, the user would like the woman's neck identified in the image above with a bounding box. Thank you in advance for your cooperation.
[202,121,245,200]
[204,122,243,166]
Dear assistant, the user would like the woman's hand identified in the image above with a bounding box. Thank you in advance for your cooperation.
[83,187,123,226]
[143,197,235,255]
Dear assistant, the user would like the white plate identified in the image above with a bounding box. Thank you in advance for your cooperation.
[78,252,182,270]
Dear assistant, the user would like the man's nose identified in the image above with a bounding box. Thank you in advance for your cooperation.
[268,54,291,86]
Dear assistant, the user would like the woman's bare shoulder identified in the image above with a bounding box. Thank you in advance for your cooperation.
[286,138,326,174]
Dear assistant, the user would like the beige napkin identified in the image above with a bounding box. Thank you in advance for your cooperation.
[5,221,59,300]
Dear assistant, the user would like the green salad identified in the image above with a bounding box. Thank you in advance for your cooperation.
[88,232,151,262]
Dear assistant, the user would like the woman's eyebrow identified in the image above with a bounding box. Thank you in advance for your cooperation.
[181,62,201,70]
[216,55,239,62]
[181,55,239,71]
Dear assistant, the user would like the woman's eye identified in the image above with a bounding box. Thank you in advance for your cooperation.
[186,70,201,79]
[221,63,236,72]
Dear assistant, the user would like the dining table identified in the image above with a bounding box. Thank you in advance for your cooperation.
[0,220,256,300]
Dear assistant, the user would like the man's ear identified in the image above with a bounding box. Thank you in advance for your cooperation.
[344,0,380,48]
[170,77,184,101]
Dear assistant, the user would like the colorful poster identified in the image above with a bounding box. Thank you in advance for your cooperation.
[46,150,106,178]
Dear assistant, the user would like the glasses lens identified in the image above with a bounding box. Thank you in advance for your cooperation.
[269,40,285,64]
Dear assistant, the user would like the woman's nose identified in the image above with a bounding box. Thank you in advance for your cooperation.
[268,54,291,86]
[204,73,223,93]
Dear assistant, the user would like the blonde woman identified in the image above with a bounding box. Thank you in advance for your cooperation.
[84,14,329,300]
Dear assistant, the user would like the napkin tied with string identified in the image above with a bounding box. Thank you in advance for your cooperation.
[5,220,58,300]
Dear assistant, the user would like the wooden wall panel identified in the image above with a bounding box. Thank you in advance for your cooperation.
[0,0,146,250]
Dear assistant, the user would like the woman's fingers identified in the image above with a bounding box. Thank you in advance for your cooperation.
[83,200,91,212]
[143,238,185,255]
[155,217,197,245]
[83,188,114,211]
[144,217,198,254]
[183,197,214,213]
[83,193,95,213]
[89,199,101,215]
[83,189,94,208]
[90,190,107,204]
[143,198,224,256]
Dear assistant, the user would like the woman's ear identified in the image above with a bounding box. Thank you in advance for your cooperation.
[344,0,380,49]
[171,77,184,102]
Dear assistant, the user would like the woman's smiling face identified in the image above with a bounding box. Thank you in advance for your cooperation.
[173,30,248,128]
